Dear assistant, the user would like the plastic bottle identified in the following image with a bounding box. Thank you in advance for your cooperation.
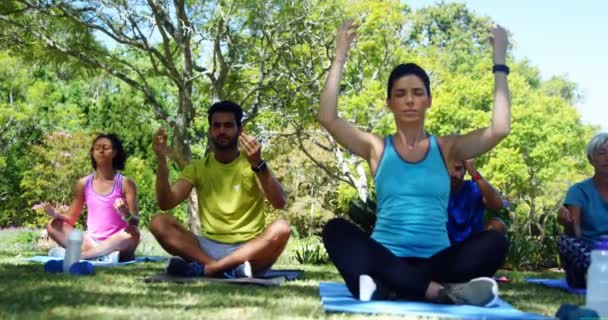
[586,235,608,317]
[63,229,83,273]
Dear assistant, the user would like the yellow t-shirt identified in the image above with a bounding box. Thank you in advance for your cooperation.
[178,152,265,244]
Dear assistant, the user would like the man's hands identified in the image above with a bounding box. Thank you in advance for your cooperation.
[335,19,358,63]
[153,128,170,160]
[488,25,508,64]
[463,159,478,177]
[238,132,263,167]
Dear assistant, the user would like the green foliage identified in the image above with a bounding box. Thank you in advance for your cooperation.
[20,131,92,227]
[122,157,158,226]
[292,236,330,265]
[541,75,582,105]
[265,133,339,237]
[336,183,360,215]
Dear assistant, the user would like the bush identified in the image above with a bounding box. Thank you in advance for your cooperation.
[292,236,330,265]
[503,207,561,270]
[122,156,158,226]
[20,131,92,227]
[272,196,334,238]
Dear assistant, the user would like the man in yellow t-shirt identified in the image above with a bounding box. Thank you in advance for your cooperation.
[149,100,290,277]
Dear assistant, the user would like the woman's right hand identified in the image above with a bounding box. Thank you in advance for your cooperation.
[557,205,573,227]
[335,20,358,63]
[43,202,59,219]
[488,25,508,64]
[44,203,71,223]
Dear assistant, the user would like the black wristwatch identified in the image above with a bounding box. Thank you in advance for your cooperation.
[252,160,268,173]
[492,64,510,75]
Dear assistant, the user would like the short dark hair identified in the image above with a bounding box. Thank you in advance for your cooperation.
[387,63,431,99]
[207,100,244,128]
[90,133,127,171]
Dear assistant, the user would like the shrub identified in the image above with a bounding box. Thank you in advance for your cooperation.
[292,236,330,265]
[20,131,92,227]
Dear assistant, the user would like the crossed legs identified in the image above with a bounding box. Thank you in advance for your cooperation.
[148,213,290,275]
[47,218,140,261]
[322,218,507,300]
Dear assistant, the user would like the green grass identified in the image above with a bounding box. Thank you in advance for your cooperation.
[0,229,584,319]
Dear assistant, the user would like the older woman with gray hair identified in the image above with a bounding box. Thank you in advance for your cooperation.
[557,132,608,288]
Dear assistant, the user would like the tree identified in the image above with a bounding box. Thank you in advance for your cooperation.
[0,0,345,231]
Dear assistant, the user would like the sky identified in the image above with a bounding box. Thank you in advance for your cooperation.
[406,0,608,131]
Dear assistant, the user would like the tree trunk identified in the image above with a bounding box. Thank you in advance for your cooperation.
[173,86,201,234]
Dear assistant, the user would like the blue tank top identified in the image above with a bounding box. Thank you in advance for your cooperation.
[371,135,451,258]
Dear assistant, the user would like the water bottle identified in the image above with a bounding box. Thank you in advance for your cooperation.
[586,235,608,317]
[63,229,83,273]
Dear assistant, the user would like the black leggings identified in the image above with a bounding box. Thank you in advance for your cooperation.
[557,235,591,288]
[322,218,507,300]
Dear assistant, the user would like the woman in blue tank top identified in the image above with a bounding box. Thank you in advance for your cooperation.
[319,20,511,306]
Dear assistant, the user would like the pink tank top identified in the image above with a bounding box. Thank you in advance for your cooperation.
[84,173,128,240]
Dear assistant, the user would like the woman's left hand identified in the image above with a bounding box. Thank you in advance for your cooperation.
[114,198,129,218]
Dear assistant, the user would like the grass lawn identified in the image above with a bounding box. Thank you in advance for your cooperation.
[0,228,584,319]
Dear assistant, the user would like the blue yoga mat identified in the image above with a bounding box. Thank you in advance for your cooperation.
[525,278,586,295]
[319,282,549,319]
[26,255,167,267]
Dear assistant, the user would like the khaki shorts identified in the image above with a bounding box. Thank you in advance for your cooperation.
[197,235,272,276]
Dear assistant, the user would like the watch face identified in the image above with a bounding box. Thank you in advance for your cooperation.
[260,161,268,172]
[253,160,267,173]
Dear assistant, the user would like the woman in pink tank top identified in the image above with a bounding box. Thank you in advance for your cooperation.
[45,134,140,262]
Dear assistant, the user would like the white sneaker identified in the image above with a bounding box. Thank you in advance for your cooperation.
[359,274,377,301]
[359,274,397,301]
[241,261,253,278]
[224,261,253,278]
[48,247,66,258]
[439,277,499,307]
[98,251,120,263]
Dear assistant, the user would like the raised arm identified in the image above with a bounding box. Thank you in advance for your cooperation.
[319,20,381,162]
[45,177,86,225]
[239,132,287,209]
[153,128,193,210]
[448,25,511,161]
[464,160,503,210]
